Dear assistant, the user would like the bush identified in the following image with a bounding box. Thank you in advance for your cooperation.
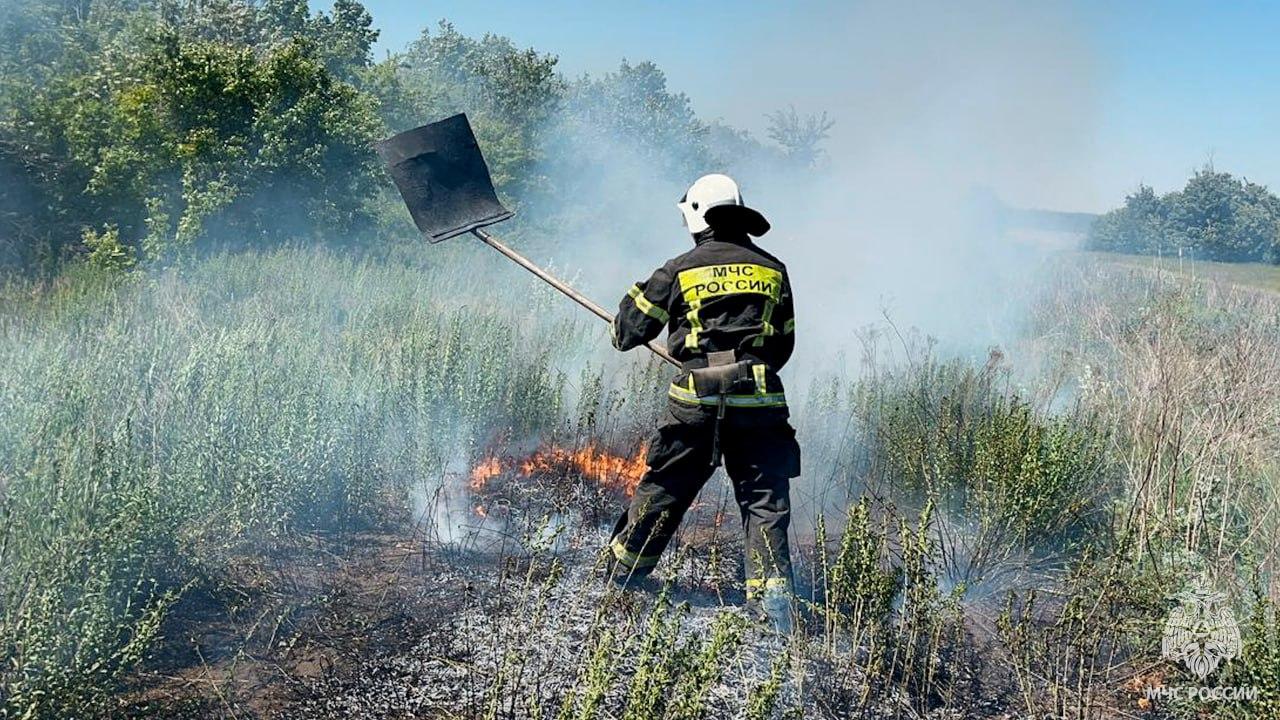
[851,349,1112,588]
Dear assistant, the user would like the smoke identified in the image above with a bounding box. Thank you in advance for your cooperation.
[523,0,1102,381]
[479,1,1109,546]
[741,1,1100,367]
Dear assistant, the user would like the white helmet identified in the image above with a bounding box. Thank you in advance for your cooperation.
[677,173,770,236]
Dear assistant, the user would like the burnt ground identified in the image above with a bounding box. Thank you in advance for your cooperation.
[116,506,771,719]
[118,524,456,718]
[115,517,989,719]
[114,475,1158,720]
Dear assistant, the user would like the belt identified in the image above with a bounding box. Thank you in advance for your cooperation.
[680,353,767,372]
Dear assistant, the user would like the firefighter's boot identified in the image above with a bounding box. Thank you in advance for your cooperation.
[760,584,794,634]
[747,577,794,634]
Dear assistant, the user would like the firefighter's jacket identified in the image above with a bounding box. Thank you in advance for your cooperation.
[612,228,795,416]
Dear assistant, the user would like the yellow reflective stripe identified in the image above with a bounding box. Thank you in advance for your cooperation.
[668,382,700,404]
[677,264,783,303]
[753,364,767,395]
[746,577,790,600]
[684,298,702,350]
[782,318,795,334]
[668,382,787,408]
[753,300,776,347]
[627,284,669,323]
[611,537,660,569]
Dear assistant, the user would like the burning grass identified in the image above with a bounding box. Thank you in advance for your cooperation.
[470,441,648,497]
[458,440,652,533]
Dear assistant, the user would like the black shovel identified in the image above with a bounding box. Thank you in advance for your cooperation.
[377,113,678,367]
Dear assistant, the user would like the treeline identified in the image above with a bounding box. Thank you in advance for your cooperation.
[0,0,828,274]
[1089,166,1280,263]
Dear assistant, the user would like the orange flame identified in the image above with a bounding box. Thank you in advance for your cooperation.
[468,442,648,497]
[469,457,503,490]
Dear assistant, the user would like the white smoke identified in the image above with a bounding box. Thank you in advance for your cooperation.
[518,1,1103,380]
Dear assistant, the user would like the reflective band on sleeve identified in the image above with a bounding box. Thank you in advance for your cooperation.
[668,382,787,408]
[783,318,795,334]
[753,363,767,395]
[627,285,669,323]
[746,577,791,600]
[684,298,702,350]
[611,537,660,569]
[753,300,776,347]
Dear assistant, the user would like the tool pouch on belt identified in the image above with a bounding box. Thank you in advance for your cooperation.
[688,351,755,467]
[689,350,755,397]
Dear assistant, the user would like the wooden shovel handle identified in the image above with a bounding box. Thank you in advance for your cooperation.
[472,228,680,367]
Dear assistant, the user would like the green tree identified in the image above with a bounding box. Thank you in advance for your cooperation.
[21,30,380,260]
[1089,168,1280,264]
[1236,180,1280,263]
[1,0,388,269]
[1089,185,1167,255]
[766,105,835,169]
[564,59,712,179]
[390,21,563,200]
[297,0,378,82]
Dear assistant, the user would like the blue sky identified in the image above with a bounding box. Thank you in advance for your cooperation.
[339,1,1280,212]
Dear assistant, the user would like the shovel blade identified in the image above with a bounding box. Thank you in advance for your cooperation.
[376,113,514,242]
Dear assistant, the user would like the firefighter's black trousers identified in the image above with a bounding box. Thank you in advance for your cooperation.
[609,407,801,598]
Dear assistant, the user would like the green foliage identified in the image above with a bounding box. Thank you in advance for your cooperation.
[821,500,901,640]
[561,627,617,720]
[622,589,689,720]
[25,30,381,260]
[2,0,384,269]
[1218,569,1280,718]
[81,224,136,271]
[307,0,379,81]
[745,650,788,720]
[1,138,59,272]
[388,21,564,202]
[996,554,1175,719]
[0,246,573,717]
[0,427,180,716]
[1089,184,1167,255]
[861,352,1111,551]
[1089,167,1280,263]
[665,611,746,720]
[1,1,829,275]
[563,60,712,180]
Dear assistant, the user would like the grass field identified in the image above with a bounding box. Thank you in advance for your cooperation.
[1088,249,1280,295]
[2,246,1279,718]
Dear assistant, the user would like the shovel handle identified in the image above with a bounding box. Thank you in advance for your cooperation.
[472,228,680,368]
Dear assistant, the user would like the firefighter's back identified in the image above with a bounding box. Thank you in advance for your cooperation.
[658,231,796,432]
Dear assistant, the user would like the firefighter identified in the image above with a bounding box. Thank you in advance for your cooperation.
[608,173,800,632]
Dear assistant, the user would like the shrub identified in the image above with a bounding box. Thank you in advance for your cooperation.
[856,351,1112,585]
